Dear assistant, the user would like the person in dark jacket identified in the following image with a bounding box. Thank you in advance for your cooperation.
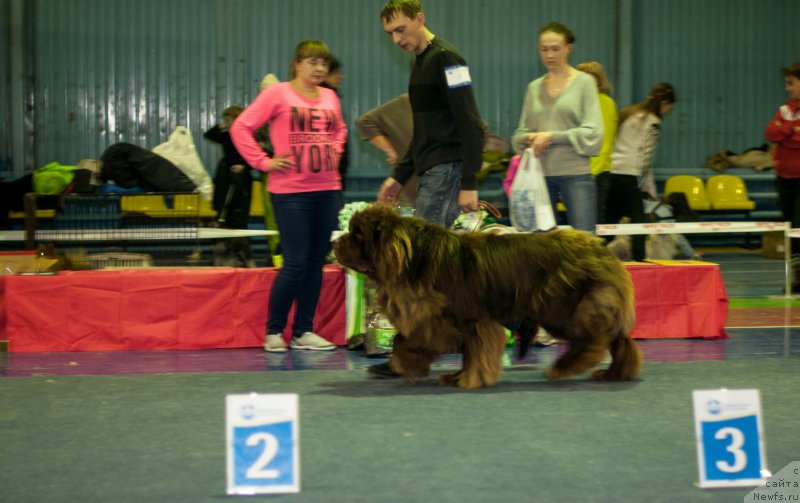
[204,105,252,229]
[320,56,349,190]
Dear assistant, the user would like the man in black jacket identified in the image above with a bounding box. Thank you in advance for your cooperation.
[377,0,485,227]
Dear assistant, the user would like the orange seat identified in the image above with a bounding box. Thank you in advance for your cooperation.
[663,175,711,211]
[706,174,756,211]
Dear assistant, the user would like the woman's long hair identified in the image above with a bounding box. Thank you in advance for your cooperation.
[618,82,675,126]
[576,61,612,95]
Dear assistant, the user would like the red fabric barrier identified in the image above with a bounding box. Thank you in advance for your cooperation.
[4,265,346,352]
[627,260,728,340]
[0,261,726,352]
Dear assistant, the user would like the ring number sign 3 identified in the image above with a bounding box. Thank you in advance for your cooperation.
[692,389,768,488]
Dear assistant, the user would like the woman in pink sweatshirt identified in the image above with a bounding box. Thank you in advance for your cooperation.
[231,40,347,353]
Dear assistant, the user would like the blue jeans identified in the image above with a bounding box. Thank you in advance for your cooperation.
[546,174,597,232]
[267,190,342,336]
[415,162,462,228]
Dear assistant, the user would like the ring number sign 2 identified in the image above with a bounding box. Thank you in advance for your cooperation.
[226,394,300,494]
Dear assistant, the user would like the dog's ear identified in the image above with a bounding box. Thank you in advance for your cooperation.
[367,207,413,282]
[378,224,412,282]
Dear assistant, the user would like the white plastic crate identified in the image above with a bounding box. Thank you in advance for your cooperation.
[88,252,153,270]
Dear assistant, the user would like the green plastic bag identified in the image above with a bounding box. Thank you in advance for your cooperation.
[33,162,76,195]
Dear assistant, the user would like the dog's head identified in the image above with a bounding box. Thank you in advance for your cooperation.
[333,205,419,283]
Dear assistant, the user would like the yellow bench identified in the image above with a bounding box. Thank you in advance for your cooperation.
[664,175,712,211]
[706,174,755,211]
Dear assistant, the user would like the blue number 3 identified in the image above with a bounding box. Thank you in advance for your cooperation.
[702,416,761,480]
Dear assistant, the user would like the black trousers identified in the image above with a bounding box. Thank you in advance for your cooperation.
[605,173,646,261]
[775,175,800,229]
[213,168,252,229]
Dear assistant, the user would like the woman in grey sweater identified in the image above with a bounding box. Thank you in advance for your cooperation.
[512,21,603,232]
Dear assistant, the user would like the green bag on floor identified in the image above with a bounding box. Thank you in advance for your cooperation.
[345,268,367,339]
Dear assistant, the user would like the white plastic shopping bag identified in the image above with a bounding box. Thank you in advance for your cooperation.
[508,148,556,231]
[152,126,214,200]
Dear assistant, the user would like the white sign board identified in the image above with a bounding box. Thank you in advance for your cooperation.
[692,389,768,488]
[226,393,300,495]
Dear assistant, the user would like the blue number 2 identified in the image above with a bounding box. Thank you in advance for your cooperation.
[234,422,295,486]
[246,433,280,479]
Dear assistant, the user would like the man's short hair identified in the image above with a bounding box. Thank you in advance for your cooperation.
[381,0,422,23]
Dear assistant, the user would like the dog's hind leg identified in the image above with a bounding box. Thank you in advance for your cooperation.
[439,321,506,389]
[546,334,610,380]
[548,285,636,380]
[592,335,642,381]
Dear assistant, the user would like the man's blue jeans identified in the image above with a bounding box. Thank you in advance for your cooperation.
[415,162,463,228]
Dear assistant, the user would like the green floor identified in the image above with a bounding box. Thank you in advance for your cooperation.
[2,359,798,502]
[728,297,800,308]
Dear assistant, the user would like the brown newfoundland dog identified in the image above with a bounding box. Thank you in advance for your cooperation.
[333,206,641,389]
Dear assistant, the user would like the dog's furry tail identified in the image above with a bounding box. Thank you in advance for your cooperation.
[593,335,643,381]
[515,320,537,359]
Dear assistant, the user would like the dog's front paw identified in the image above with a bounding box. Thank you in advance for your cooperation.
[546,367,568,380]
[591,367,637,381]
[437,373,460,387]
[438,371,488,389]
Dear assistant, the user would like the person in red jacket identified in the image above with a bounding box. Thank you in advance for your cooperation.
[765,61,800,292]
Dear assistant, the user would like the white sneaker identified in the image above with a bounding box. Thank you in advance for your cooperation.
[290,332,336,351]
[533,327,558,347]
[264,333,288,353]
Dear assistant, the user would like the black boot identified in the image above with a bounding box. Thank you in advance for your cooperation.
[367,362,401,378]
